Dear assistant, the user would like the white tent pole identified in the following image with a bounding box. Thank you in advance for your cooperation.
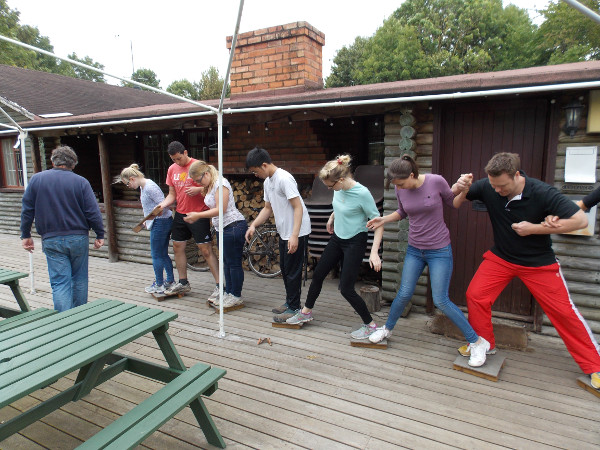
[19,130,36,294]
[0,105,36,293]
[215,0,245,338]
[217,112,225,338]
[562,0,600,24]
[0,34,218,113]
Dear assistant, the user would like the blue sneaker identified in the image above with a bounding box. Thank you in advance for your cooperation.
[145,281,160,294]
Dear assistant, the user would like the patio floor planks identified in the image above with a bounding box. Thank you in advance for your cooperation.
[0,234,598,449]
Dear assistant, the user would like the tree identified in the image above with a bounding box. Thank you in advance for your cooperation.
[121,68,161,90]
[326,0,540,86]
[0,0,106,81]
[535,0,600,64]
[60,53,105,83]
[196,66,228,100]
[167,79,199,100]
[166,67,228,100]
[326,37,370,88]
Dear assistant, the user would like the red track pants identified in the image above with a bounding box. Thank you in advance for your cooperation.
[466,251,600,374]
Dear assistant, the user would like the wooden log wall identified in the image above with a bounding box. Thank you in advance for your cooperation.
[381,105,434,311]
[549,115,600,334]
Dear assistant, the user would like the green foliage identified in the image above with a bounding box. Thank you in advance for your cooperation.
[536,0,600,64]
[0,0,106,81]
[60,53,105,83]
[326,0,539,86]
[167,79,199,99]
[121,68,161,90]
[166,66,228,100]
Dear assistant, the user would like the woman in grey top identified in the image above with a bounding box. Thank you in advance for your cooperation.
[121,164,174,295]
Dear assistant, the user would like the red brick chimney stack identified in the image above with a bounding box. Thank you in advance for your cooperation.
[226,21,325,97]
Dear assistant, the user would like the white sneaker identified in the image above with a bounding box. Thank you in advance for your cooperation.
[223,293,243,308]
[208,285,220,303]
[212,292,227,307]
[468,337,491,367]
[369,325,391,343]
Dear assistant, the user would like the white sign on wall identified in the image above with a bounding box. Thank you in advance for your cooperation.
[565,146,597,183]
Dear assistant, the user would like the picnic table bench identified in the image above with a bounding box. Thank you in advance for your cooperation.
[0,267,30,317]
[0,298,226,448]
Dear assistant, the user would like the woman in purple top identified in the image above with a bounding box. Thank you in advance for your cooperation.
[366,155,490,367]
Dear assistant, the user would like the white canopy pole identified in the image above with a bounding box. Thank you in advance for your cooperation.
[215,0,245,338]
[562,0,600,25]
[0,106,36,293]
[0,34,218,114]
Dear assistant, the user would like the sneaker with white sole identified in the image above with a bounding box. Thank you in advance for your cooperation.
[163,281,175,291]
[458,342,497,357]
[145,281,160,294]
[286,310,313,324]
[591,372,600,389]
[369,325,391,343]
[164,282,191,295]
[208,285,220,303]
[468,337,491,367]
[222,293,243,308]
[273,308,297,323]
[351,324,378,340]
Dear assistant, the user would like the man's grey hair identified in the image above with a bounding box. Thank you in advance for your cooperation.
[50,146,78,169]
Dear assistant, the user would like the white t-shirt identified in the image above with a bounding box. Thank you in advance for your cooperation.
[263,168,311,240]
[203,177,246,230]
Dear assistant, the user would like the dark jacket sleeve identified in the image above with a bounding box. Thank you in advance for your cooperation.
[582,186,600,210]
[81,181,105,239]
[20,176,38,239]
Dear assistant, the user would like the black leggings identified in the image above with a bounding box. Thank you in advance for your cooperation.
[305,232,372,324]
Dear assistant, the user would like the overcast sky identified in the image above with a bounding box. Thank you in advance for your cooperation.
[10,0,549,88]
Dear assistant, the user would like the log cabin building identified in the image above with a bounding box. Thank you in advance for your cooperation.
[1,21,600,339]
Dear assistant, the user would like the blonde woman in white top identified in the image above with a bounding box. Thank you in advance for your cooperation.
[185,162,248,307]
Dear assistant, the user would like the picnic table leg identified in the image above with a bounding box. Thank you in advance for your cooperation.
[9,281,31,312]
[152,325,186,371]
[189,397,227,448]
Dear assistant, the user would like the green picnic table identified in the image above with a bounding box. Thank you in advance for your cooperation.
[0,299,226,448]
[0,268,31,317]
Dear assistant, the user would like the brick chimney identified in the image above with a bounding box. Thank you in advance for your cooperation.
[226,21,325,97]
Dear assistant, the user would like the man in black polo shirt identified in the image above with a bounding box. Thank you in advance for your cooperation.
[454,152,600,389]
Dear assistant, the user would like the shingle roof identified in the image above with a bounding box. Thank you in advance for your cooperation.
[0,64,181,118]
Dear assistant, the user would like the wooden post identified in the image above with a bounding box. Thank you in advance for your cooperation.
[30,135,42,174]
[98,135,118,262]
[360,285,381,313]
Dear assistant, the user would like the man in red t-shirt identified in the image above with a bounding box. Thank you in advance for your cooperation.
[159,141,219,298]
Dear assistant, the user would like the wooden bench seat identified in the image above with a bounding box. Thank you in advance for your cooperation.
[76,363,227,449]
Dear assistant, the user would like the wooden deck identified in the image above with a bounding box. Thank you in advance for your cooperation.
[0,234,598,449]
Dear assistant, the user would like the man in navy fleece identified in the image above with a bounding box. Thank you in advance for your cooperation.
[20,146,104,312]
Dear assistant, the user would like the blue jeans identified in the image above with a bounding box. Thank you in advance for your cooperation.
[150,217,174,286]
[387,244,478,343]
[42,234,90,312]
[219,220,248,297]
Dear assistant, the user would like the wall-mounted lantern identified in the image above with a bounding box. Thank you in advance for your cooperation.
[563,99,584,137]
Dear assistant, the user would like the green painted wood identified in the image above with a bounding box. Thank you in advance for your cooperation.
[0,308,56,332]
[152,325,186,371]
[76,365,226,450]
[0,268,30,312]
[0,300,177,407]
[0,357,130,442]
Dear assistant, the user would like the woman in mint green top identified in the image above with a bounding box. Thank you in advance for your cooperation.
[287,155,383,340]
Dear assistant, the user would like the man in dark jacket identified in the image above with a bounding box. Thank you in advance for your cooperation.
[20,146,104,311]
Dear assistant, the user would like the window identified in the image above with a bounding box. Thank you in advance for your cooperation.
[1,137,24,188]
[367,116,384,166]
[142,130,217,187]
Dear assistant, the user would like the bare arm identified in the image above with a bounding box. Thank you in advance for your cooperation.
[246,202,273,242]
[184,187,230,223]
[369,225,384,272]
[367,211,402,230]
[512,209,588,236]
[287,196,304,254]
[159,186,177,209]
